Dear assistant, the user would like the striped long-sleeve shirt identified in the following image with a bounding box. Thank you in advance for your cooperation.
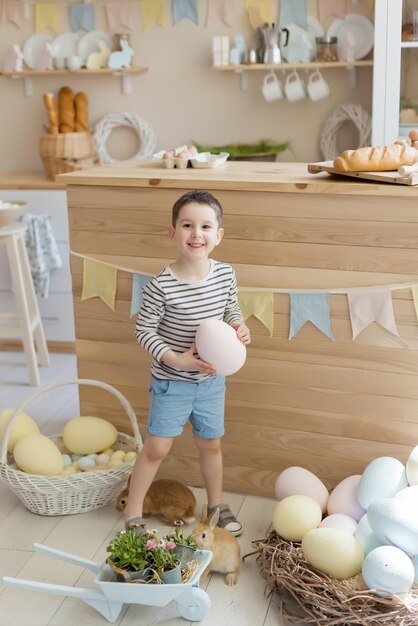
[135,259,244,382]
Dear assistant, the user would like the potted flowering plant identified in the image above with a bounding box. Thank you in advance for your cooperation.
[164,527,198,568]
[106,528,181,584]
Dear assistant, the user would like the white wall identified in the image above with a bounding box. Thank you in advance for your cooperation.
[0,0,373,173]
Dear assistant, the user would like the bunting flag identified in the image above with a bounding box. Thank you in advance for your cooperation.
[140,0,166,30]
[365,0,375,15]
[173,0,198,25]
[1,0,25,28]
[81,259,117,312]
[238,292,274,336]
[244,0,273,25]
[206,0,236,28]
[130,273,152,317]
[317,0,346,24]
[35,2,59,33]
[279,0,307,29]
[105,2,133,34]
[69,4,95,33]
[347,289,399,340]
[412,286,418,323]
[289,292,334,341]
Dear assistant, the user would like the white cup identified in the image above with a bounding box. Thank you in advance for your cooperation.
[307,70,331,101]
[65,56,83,70]
[53,57,66,69]
[262,71,283,102]
[284,70,306,102]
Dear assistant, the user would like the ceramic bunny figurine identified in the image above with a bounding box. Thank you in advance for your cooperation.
[107,39,134,69]
[3,44,24,72]
[86,41,111,70]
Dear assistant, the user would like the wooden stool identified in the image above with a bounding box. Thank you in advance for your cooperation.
[0,222,50,385]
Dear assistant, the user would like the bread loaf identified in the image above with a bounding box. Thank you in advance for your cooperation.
[43,92,58,134]
[58,86,75,133]
[74,92,89,132]
[333,144,418,172]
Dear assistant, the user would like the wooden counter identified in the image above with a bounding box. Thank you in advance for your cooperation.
[61,161,418,497]
[0,172,66,189]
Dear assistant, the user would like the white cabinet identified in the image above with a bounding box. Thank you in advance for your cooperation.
[0,189,75,342]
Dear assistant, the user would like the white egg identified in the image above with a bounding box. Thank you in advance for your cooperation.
[406,445,418,485]
[327,475,365,521]
[396,485,418,504]
[320,513,357,535]
[362,546,414,596]
[367,498,418,556]
[355,514,383,555]
[195,319,246,376]
[358,457,408,509]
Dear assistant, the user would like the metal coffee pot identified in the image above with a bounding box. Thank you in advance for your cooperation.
[261,23,289,64]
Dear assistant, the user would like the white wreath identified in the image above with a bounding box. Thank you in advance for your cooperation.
[320,103,372,160]
[93,112,156,164]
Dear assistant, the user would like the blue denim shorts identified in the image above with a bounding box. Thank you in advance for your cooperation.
[147,375,226,438]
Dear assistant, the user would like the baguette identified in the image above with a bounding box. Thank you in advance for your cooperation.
[74,91,89,132]
[333,144,418,172]
[58,86,75,133]
[42,92,58,134]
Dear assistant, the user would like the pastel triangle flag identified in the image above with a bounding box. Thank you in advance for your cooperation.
[279,0,307,29]
[1,0,25,27]
[289,292,334,341]
[317,0,346,23]
[69,4,95,32]
[238,291,274,336]
[206,0,236,27]
[365,0,375,15]
[411,286,418,322]
[140,0,166,30]
[35,2,59,33]
[130,273,152,317]
[347,289,399,340]
[244,0,273,25]
[81,258,117,311]
[105,2,133,33]
[172,0,198,25]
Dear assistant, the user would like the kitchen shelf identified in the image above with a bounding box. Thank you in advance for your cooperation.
[213,60,373,89]
[0,66,148,96]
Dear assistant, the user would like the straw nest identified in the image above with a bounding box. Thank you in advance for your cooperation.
[248,530,418,626]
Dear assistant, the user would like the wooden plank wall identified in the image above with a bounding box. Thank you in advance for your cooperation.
[68,185,418,497]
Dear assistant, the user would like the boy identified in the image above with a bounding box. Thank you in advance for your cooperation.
[124,190,250,536]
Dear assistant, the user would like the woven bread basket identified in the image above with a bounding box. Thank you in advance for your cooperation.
[39,132,97,180]
[0,379,142,516]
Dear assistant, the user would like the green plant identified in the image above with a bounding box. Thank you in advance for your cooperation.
[164,526,198,548]
[192,139,291,158]
[106,528,180,573]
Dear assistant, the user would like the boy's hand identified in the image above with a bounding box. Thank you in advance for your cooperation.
[231,322,251,345]
[162,343,217,375]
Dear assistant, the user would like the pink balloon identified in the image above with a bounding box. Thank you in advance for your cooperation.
[195,319,246,376]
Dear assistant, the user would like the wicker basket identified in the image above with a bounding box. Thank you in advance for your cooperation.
[39,132,97,180]
[0,379,142,516]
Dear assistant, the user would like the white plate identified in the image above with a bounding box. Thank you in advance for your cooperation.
[191,152,229,169]
[282,16,325,62]
[50,32,80,59]
[327,13,374,61]
[22,33,54,69]
[77,31,114,63]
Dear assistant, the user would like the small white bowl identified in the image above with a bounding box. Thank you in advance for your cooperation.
[65,56,83,70]
[0,201,27,227]
[53,57,66,70]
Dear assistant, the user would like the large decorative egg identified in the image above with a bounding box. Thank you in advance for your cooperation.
[396,485,418,504]
[0,408,40,453]
[63,416,118,454]
[273,495,322,541]
[362,546,415,596]
[327,475,365,521]
[358,457,408,509]
[406,445,418,486]
[195,319,246,376]
[275,466,329,513]
[302,528,364,580]
[367,498,418,556]
[320,513,357,535]
[355,514,383,555]
[14,434,64,475]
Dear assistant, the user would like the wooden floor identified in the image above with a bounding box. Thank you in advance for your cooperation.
[0,352,299,626]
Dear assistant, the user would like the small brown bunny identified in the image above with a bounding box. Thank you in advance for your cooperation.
[116,477,196,527]
[191,506,241,586]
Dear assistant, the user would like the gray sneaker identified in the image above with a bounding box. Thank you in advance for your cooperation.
[124,515,146,534]
[209,503,243,537]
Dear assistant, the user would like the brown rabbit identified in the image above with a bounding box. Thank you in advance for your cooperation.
[191,506,241,585]
[116,477,196,526]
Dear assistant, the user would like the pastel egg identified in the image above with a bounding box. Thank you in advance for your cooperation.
[406,445,418,485]
[78,456,96,470]
[362,546,415,596]
[327,475,365,521]
[62,454,72,468]
[195,319,246,376]
[368,497,418,556]
[124,451,137,462]
[102,448,114,456]
[355,514,383,555]
[275,466,329,513]
[62,466,77,475]
[358,457,408,509]
[396,485,418,504]
[112,450,125,458]
[0,408,40,453]
[109,456,124,468]
[14,434,64,476]
[414,558,418,583]
[320,513,357,535]
[302,528,364,580]
[96,453,110,465]
[63,416,118,454]
[273,495,322,541]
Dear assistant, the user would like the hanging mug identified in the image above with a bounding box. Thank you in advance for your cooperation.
[284,70,306,102]
[262,71,283,102]
[307,70,331,102]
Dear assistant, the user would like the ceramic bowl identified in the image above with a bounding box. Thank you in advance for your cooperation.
[0,201,27,227]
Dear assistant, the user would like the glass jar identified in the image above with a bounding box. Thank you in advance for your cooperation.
[315,36,338,62]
